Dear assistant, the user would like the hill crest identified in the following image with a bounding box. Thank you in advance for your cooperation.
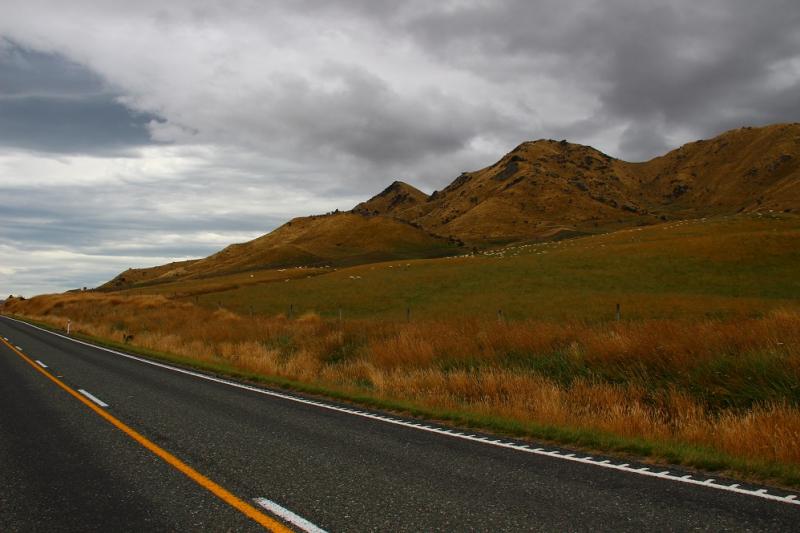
[353,181,429,216]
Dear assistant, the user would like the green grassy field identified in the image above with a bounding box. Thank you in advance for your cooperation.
[118,213,799,321]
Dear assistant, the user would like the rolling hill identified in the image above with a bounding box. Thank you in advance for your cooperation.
[102,123,799,289]
[102,212,460,288]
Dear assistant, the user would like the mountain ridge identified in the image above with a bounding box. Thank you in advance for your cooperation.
[363,123,799,242]
[102,123,799,289]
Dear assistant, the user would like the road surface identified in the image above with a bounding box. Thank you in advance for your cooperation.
[1,315,798,531]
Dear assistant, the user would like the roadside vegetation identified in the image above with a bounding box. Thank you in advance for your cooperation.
[5,213,799,487]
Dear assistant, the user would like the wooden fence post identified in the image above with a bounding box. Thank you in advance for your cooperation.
[616,303,620,323]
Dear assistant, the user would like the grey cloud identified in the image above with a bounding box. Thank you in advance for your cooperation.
[385,0,800,160]
[617,119,674,163]
[0,41,163,155]
[584,2,800,158]
[4,264,112,295]
[1,40,104,95]
[1,94,160,155]
[597,4,800,117]
[265,65,504,165]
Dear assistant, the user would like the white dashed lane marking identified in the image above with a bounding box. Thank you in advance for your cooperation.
[78,389,109,408]
[253,498,328,533]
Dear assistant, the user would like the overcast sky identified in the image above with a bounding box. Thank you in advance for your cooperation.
[2,0,799,296]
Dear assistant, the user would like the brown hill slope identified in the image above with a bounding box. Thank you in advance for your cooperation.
[191,212,458,273]
[406,140,646,242]
[105,259,200,288]
[636,123,800,215]
[102,212,460,288]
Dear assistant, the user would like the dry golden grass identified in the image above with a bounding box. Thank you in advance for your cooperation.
[6,292,800,469]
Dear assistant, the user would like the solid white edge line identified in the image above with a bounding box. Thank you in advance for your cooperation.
[35,360,48,368]
[253,498,328,533]
[6,316,800,507]
[78,389,109,408]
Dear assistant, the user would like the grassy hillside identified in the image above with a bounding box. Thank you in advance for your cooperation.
[107,259,200,288]
[107,213,799,321]
[101,212,460,290]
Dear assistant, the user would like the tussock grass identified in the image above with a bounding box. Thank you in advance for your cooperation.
[6,292,800,487]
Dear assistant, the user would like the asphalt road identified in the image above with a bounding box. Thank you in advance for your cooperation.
[1,315,799,532]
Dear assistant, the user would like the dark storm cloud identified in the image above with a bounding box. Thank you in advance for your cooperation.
[258,64,508,166]
[386,0,800,160]
[593,2,800,159]
[0,42,162,155]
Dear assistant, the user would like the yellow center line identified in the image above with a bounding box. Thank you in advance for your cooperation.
[1,336,294,533]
